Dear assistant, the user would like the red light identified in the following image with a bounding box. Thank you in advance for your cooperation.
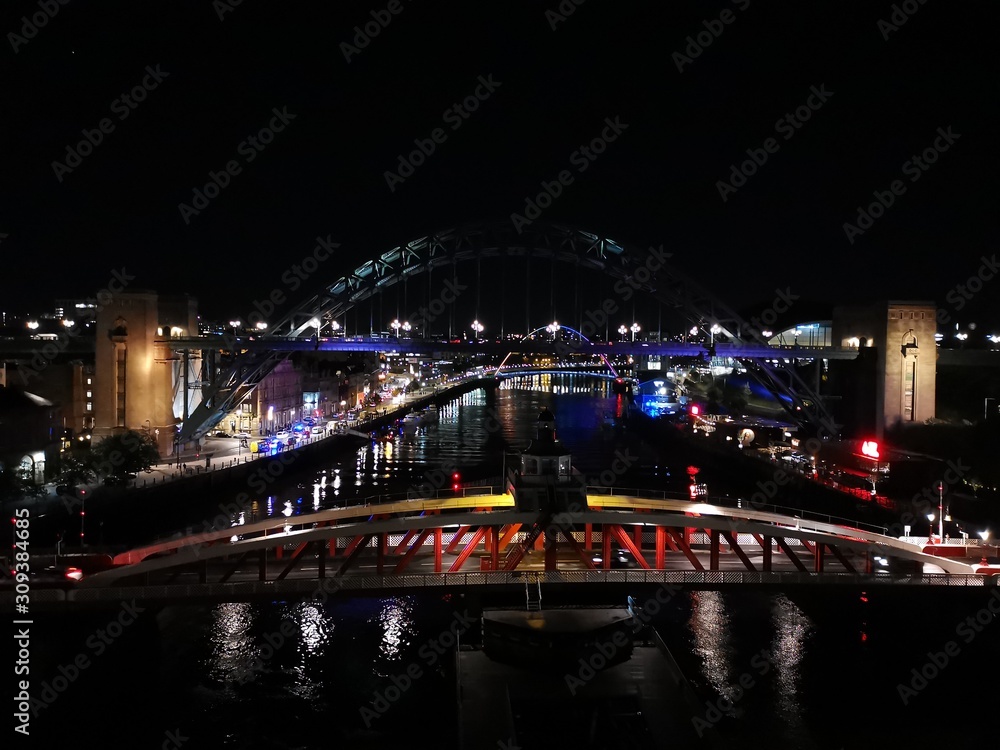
[690,405,700,416]
[861,440,879,459]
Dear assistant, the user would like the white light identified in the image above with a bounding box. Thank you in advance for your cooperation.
[690,326,698,336]
[847,337,860,348]
[62,319,75,327]
[309,317,320,328]
[229,320,240,328]
[710,324,721,334]
[26,320,39,329]
[762,330,773,338]
[980,530,990,541]
[256,321,268,330]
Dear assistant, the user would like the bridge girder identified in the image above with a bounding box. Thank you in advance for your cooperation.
[178,221,837,442]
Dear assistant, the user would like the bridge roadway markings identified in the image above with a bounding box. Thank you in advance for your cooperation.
[75,494,979,589]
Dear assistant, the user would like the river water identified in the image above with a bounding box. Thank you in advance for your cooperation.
[23,376,1000,749]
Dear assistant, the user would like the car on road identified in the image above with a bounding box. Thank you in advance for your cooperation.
[103,473,137,486]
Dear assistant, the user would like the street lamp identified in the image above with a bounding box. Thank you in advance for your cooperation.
[62,319,75,328]
[710,324,721,345]
[26,320,38,330]
[402,321,411,338]
[546,321,560,339]
[255,321,267,331]
[630,322,641,341]
[618,325,628,341]
[927,513,936,539]
[391,319,401,339]
[936,481,945,541]
[471,320,484,340]
[229,320,241,336]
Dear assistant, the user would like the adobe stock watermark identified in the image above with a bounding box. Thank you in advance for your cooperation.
[360,610,476,726]
[223,234,339,336]
[743,288,799,342]
[510,116,628,233]
[230,590,345,684]
[24,600,145,719]
[842,126,960,245]
[877,0,931,40]
[716,85,833,202]
[384,74,502,192]
[672,0,751,73]
[341,0,413,63]
[214,0,244,21]
[407,278,468,333]
[937,255,999,325]
[692,650,774,737]
[545,0,586,30]
[52,65,169,182]
[544,245,670,360]
[7,0,70,54]
[17,268,135,386]
[897,588,1000,705]
[564,583,682,695]
[177,106,296,224]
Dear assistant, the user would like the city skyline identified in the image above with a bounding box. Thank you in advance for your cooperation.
[2,2,997,323]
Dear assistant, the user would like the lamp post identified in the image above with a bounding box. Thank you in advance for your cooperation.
[688,325,698,344]
[927,513,936,540]
[618,325,628,341]
[710,324,721,346]
[937,482,944,541]
[471,320,484,340]
[546,322,560,340]
[391,319,401,339]
[630,322,640,341]
[229,320,240,337]
[402,321,411,338]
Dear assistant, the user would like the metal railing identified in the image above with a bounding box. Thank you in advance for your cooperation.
[585,486,890,535]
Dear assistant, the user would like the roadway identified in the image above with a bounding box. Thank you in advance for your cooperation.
[159,335,862,360]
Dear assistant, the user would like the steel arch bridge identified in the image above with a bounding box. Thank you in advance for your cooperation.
[178,221,836,442]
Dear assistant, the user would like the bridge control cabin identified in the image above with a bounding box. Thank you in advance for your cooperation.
[507,408,588,513]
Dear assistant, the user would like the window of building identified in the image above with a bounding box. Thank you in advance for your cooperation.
[86,390,92,398]
[86,402,92,411]
[86,377,92,385]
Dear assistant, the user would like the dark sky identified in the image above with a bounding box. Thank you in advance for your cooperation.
[2,1,998,329]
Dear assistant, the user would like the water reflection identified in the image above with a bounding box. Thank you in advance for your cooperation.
[688,591,736,700]
[372,597,417,667]
[770,594,811,724]
[208,602,258,682]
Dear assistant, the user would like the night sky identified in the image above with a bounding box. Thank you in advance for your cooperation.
[2,1,998,329]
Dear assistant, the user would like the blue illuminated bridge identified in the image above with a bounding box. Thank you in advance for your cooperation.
[12,491,996,611]
[171,221,852,443]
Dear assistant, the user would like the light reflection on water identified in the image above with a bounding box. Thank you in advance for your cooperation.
[770,593,812,724]
[372,597,417,669]
[688,591,736,700]
[207,602,258,683]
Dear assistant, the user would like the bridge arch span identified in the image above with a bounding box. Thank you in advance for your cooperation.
[181,221,835,441]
